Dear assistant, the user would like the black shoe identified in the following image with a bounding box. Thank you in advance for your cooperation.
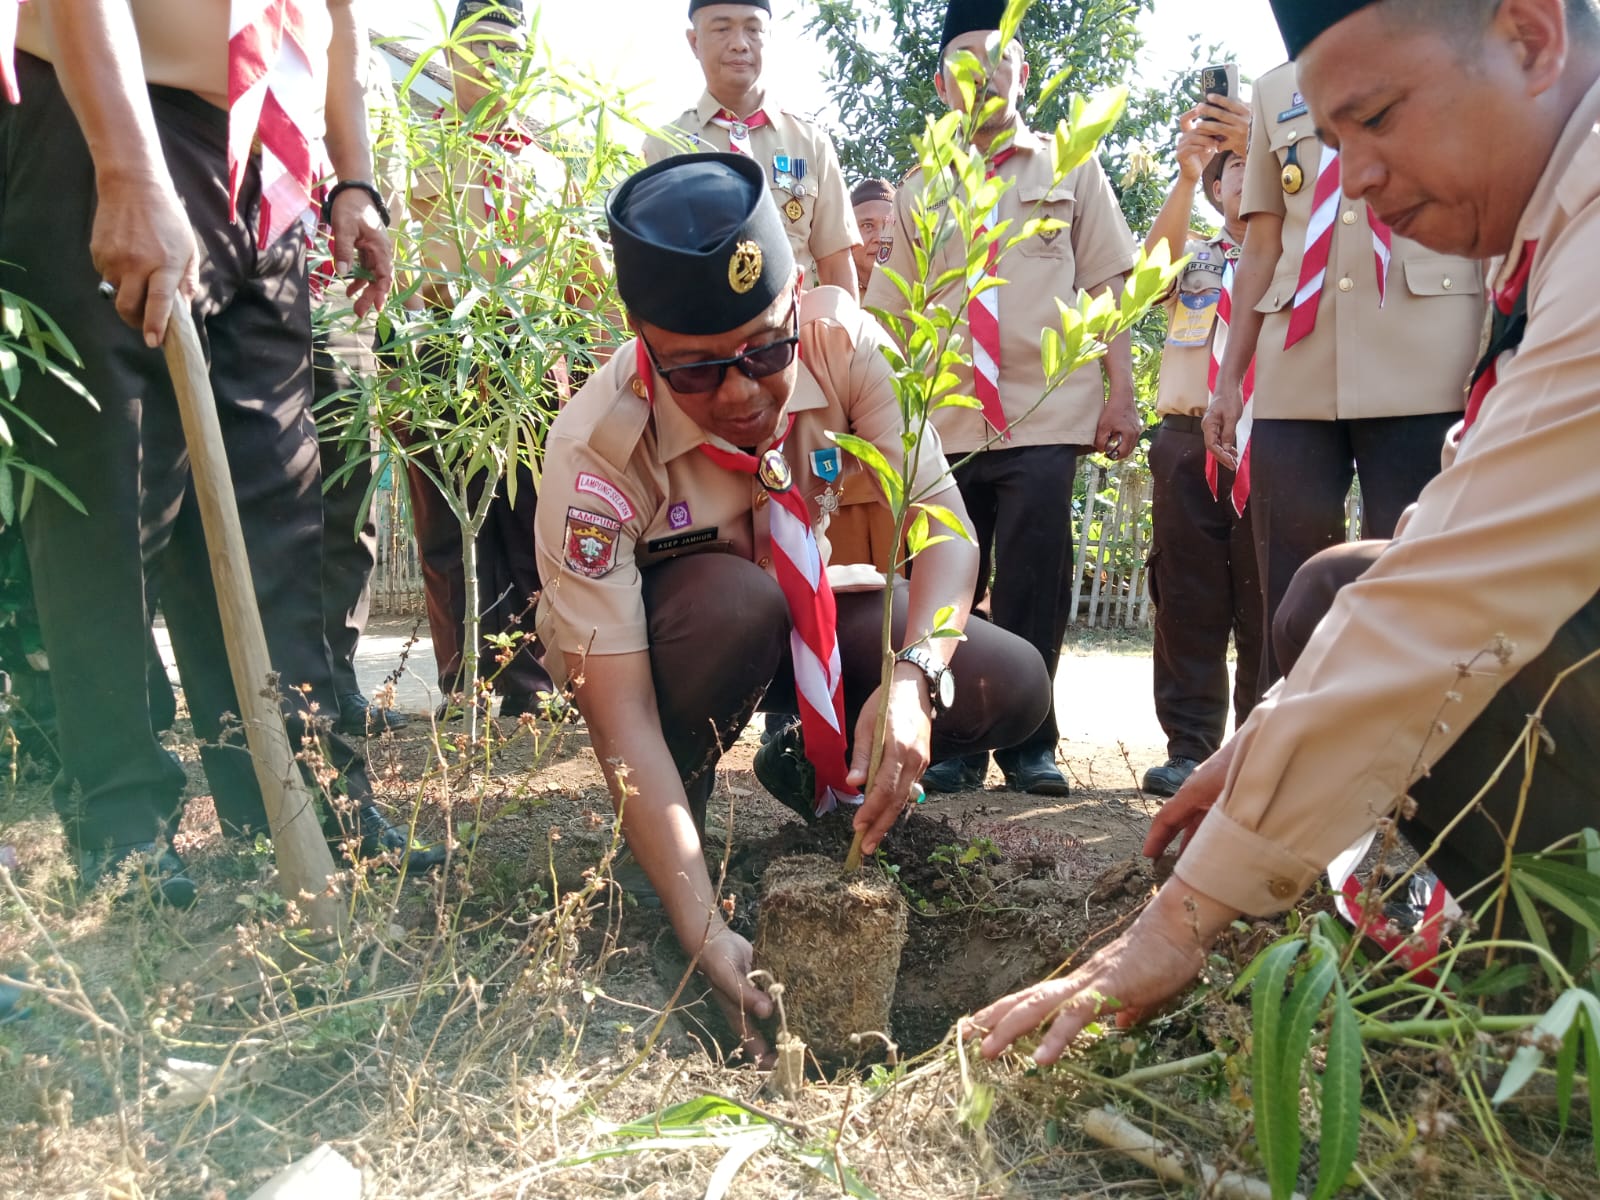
[760,711,799,745]
[921,754,987,794]
[326,803,448,873]
[752,722,819,823]
[996,748,1071,797]
[78,842,198,908]
[1141,756,1199,798]
[337,691,408,735]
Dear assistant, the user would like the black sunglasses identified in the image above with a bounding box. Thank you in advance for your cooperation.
[641,295,799,394]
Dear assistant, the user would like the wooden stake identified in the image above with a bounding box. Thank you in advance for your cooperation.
[162,309,346,942]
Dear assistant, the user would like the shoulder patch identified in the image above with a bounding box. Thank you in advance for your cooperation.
[563,507,622,579]
[575,471,635,521]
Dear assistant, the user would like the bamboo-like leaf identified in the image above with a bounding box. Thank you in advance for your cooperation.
[1311,981,1363,1200]
[1582,1006,1600,1174]
[0,467,13,526]
[1248,937,1306,1200]
[1493,987,1595,1104]
[704,1130,775,1200]
[830,432,904,510]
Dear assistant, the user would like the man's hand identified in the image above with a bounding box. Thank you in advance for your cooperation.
[695,924,775,1066]
[847,663,934,855]
[1203,379,1246,469]
[1096,388,1141,462]
[964,881,1235,1063]
[92,172,200,348]
[328,187,394,318]
[1143,740,1235,860]
[1173,107,1220,184]
[1196,93,1252,158]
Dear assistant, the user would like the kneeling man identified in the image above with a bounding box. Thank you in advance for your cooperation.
[535,154,1050,1056]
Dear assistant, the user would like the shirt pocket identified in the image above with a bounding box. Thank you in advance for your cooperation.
[1401,255,1483,298]
[1014,180,1076,259]
[1266,111,1319,161]
[769,186,814,256]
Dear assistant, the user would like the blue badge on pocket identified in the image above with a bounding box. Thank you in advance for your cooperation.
[809,447,842,483]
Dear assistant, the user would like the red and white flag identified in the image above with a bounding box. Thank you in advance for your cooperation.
[1205,243,1255,515]
[228,0,327,247]
[968,147,1018,442]
[1284,146,1393,349]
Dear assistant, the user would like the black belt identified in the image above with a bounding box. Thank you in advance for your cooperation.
[1161,414,1204,433]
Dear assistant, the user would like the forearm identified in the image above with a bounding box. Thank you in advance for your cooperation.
[1090,275,1135,401]
[1216,213,1281,387]
[322,1,375,186]
[40,0,168,186]
[900,518,978,668]
[1143,176,1200,261]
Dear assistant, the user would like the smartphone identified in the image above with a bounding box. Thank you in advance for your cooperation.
[1199,63,1239,102]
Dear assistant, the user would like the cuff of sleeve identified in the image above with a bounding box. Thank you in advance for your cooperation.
[1173,810,1324,916]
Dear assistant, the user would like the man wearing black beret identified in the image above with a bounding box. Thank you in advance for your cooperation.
[534,153,1049,1059]
[974,0,1600,1064]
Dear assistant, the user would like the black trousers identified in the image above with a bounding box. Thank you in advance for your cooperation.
[1,56,364,847]
[638,554,1052,799]
[1148,417,1263,761]
[951,443,1077,759]
[1276,542,1600,898]
[314,329,379,698]
[1250,413,1458,690]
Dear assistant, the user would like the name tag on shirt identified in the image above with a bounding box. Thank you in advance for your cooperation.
[1167,290,1220,348]
[644,528,718,555]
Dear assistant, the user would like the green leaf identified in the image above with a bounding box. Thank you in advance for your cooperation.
[1311,982,1363,1200]
[0,468,12,526]
[918,501,974,544]
[1582,1006,1600,1175]
[1493,988,1598,1105]
[1248,937,1306,1200]
[705,1130,775,1200]
[830,431,904,510]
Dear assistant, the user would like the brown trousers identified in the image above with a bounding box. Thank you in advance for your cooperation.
[1149,417,1264,761]
[1276,542,1600,897]
[640,554,1052,801]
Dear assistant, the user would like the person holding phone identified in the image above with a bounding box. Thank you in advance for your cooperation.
[1138,83,1262,800]
[1204,54,1485,692]
[865,0,1138,797]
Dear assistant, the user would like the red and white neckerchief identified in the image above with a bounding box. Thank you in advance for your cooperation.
[0,0,25,105]
[228,0,327,247]
[1463,240,1538,432]
[1204,239,1256,516]
[1283,145,1394,350]
[709,107,770,157]
[432,108,535,268]
[632,340,857,815]
[968,146,1019,441]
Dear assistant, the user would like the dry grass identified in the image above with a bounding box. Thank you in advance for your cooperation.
[0,703,1593,1200]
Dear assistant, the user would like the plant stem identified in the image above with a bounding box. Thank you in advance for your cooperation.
[1113,1050,1223,1087]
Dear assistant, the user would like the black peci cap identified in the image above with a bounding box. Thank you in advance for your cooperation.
[688,0,770,16]
[453,0,525,33]
[1202,150,1233,215]
[940,0,1008,57]
[1268,0,1381,58]
[607,154,795,336]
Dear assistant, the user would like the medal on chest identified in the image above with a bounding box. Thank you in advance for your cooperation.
[810,446,842,517]
[1281,141,1305,195]
[758,448,793,492]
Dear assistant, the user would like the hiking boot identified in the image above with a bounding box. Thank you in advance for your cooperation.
[78,842,198,908]
[920,753,988,794]
[996,747,1072,797]
[1141,756,1200,798]
[752,722,819,823]
[337,691,408,735]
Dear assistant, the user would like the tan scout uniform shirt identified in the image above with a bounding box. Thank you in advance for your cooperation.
[1155,232,1234,418]
[1242,62,1482,420]
[535,287,950,671]
[17,0,336,114]
[1178,75,1600,917]
[642,91,860,285]
[864,125,1138,453]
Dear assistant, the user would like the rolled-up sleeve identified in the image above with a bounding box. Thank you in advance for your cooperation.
[1178,202,1600,914]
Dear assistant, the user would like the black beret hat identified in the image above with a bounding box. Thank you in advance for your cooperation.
[688,0,771,16]
[1268,0,1381,58]
[453,0,525,32]
[850,178,895,207]
[940,0,1008,57]
[607,154,795,336]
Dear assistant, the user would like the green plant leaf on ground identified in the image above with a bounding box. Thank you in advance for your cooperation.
[1312,980,1363,1200]
[1248,936,1306,1200]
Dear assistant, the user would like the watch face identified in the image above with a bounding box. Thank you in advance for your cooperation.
[936,667,955,710]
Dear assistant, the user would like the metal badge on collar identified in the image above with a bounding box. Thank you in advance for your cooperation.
[758,449,793,492]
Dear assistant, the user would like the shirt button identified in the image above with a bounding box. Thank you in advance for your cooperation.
[1341,210,1356,225]
[755,491,769,508]
[1442,277,1453,290]
[758,555,771,569]
[1268,878,1297,901]
[1338,277,1354,292]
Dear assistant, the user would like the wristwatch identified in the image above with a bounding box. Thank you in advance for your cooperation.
[895,644,955,716]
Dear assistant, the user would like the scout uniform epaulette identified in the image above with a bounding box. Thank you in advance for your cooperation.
[587,360,653,474]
